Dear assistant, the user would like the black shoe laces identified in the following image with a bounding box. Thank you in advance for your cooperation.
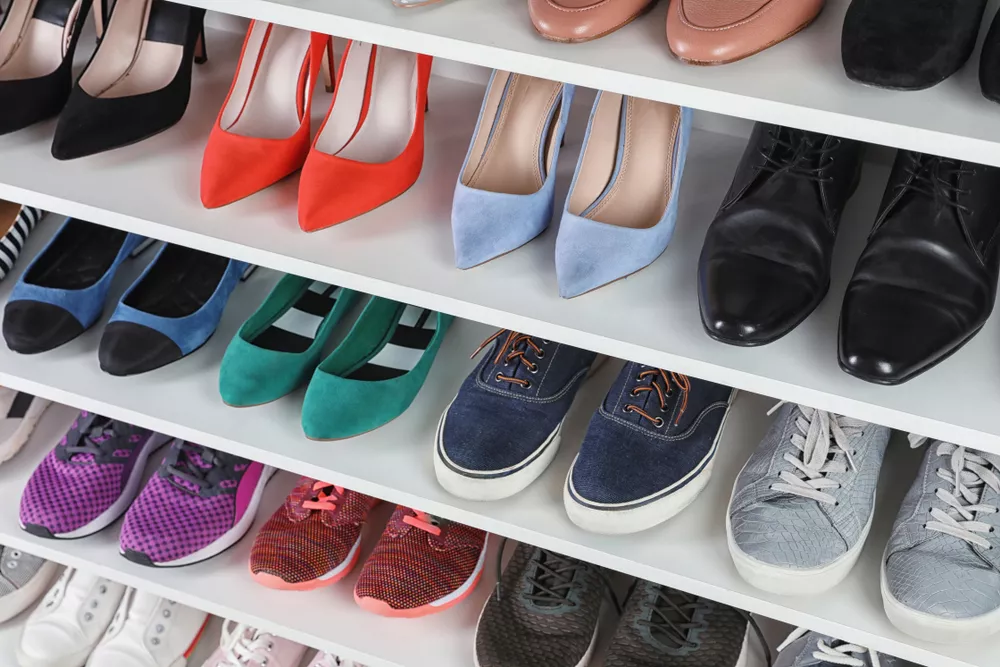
[757,127,840,183]
[896,153,976,214]
[63,416,130,461]
[163,442,236,495]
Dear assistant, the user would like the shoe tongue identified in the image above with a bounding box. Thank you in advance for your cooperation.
[129,590,162,619]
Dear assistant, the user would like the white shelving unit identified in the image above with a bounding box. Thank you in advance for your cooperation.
[0,2,997,667]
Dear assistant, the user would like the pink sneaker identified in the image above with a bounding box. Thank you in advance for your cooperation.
[199,621,307,667]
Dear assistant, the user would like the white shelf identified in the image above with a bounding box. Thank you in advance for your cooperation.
[177,0,1000,168]
[0,406,492,667]
[2,27,1000,456]
[0,234,993,667]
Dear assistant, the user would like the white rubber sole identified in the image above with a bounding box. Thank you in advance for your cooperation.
[0,560,59,624]
[16,642,96,667]
[735,624,769,667]
[434,403,564,502]
[0,397,51,465]
[563,392,735,535]
[881,559,1000,644]
[431,539,489,609]
[124,465,277,567]
[23,433,173,539]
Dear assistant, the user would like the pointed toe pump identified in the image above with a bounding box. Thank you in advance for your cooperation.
[50,0,207,160]
[201,23,327,209]
[98,245,248,376]
[0,0,93,135]
[298,41,432,232]
[3,218,146,354]
[219,275,359,407]
[555,93,691,298]
[451,71,572,269]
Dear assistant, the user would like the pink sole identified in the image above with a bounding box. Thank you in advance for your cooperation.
[250,550,360,591]
[354,567,484,618]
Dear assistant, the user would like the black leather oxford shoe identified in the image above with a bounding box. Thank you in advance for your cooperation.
[697,123,865,346]
[839,153,1000,385]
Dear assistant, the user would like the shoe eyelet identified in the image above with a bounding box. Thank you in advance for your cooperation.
[84,612,93,622]
[10,551,19,559]
[268,643,274,651]
[162,610,171,618]
[6,561,15,569]
[523,381,531,389]
[151,638,160,646]
[630,389,639,397]
[528,364,539,374]
[653,418,665,428]
[99,585,107,594]
[535,350,545,359]
[495,373,504,382]
[90,601,98,609]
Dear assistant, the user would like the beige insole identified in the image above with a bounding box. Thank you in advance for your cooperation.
[315,42,418,163]
[0,201,22,237]
[460,71,562,196]
[220,23,311,139]
[77,0,182,98]
[568,93,681,229]
[0,0,80,81]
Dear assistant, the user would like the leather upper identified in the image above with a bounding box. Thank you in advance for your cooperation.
[528,0,656,42]
[667,0,825,64]
[698,123,864,346]
[839,153,1000,384]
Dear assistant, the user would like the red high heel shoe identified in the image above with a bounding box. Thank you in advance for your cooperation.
[297,41,432,231]
[200,23,332,209]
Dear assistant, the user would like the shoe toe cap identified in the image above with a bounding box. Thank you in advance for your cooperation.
[98,322,183,376]
[3,300,85,354]
[730,504,847,570]
[885,547,1000,619]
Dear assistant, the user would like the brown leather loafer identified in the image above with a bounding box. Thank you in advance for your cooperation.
[529,0,658,43]
[667,0,825,65]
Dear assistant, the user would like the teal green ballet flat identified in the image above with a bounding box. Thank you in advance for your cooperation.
[219,275,359,407]
[302,296,453,440]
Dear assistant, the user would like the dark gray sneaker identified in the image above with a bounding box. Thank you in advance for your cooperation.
[775,628,914,667]
[604,581,765,667]
[474,543,608,667]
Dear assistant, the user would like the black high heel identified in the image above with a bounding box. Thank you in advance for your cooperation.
[50,0,207,160]
[0,0,94,135]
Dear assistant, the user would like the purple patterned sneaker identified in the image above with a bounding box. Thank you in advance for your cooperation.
[19,412,170,539]
[120,440,276,567]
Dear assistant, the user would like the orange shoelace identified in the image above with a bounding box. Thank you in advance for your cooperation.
[624,369,691,427]
[472,330,545,388]
[302,481,344,512]
[403,509,442,536]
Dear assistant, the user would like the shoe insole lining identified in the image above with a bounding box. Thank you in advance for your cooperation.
[123,245,228,318]
[0,0,79,81]
[347,305,435,381]
[24,221,128,290]
[252,282,340,353]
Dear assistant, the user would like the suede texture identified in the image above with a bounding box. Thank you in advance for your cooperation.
[301,297,453,440]
[981,10,1000,102]
[7,218,144,328]
[555,101,691,298]
[842,0,989,90]
[106,246,247,355]
[219,275,359,406]
[451,75,575,269]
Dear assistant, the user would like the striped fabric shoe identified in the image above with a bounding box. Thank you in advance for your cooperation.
[0,202,41,282]
[354,506,487,617]
[249,477,379,590]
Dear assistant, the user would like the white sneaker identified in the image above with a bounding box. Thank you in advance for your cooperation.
[0,545,59,623]
[87,589,209,667]
[307,652,367,667]
[199,621,307,667]
[0,388,50,464]
[17,568,126,667]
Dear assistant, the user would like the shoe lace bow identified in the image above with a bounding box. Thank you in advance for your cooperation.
[757,127,839,183]
[909,435,1000,549]
[779,628,880,667]
[769,402,863,505]
[219,621,275,666]
[473,330,547,389]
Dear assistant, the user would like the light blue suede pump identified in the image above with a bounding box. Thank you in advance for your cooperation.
[452,70,574,269]
[555,93,692,298]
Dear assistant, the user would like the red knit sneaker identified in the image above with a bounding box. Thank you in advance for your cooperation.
[249,477,379,590]
[354,506,488,617]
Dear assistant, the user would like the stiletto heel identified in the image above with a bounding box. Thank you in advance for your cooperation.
[323,38,336,93]
[0,0,94,135]
[200,24,326,208]
[94,0,105,40]
[51,0,208,160]
[297,41,433,231]
[195,19,208,65]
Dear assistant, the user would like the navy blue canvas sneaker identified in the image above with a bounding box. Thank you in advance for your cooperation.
[434,330,599,501]
[565,363,735,534]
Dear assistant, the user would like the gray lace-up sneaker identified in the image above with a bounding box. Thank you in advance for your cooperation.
[882,437,1000,644]
[775,628,913,667]
[0,545,59,623]
[474,543,607,667]
[603,581,767,667]
[727,402,891,595]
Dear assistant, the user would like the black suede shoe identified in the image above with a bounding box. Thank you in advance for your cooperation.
[50,0,206,160]
[842,0,988,90]
[839,153,1000,385]
[0,0,93,135]
[697,123,864,347]
[980,10,1000,103]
